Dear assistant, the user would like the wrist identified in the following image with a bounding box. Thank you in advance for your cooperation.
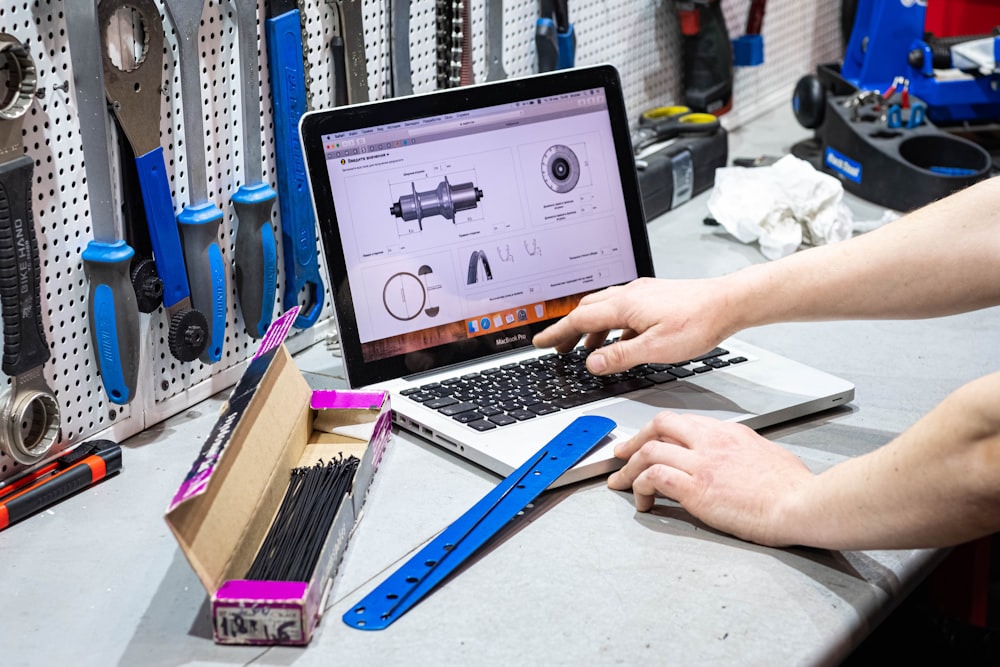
[715,263,782,337]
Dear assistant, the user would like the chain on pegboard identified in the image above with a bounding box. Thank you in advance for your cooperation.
[0,0,842,483]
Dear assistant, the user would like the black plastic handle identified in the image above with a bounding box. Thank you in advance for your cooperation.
[0,155,50,377]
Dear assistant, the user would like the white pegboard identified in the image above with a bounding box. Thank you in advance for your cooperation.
[0,0,843,482]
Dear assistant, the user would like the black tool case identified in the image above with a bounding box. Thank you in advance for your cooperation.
[636,129,729,222]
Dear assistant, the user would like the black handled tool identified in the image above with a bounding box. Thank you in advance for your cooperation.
[66,1,142,405]
[677,0,734,115]
[328,1,370,104]
[99,0,209,363]
[536,0,575,72]
[0,439,122,531]
[632,105,720,152]
[0,34,61,467]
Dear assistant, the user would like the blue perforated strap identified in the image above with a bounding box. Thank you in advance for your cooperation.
[343,415,616,630]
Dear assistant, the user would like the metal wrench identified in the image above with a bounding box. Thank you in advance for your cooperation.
[389,0,413,97]
[232,0,277,339]
[161,0,229,364]
[99,0,209,363]
[0,34,61,466]
[485,0,507,81]
[328,0,370,104]
[66,0,142,405]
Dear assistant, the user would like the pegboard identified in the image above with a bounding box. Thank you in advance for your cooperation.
[0,0,843,483]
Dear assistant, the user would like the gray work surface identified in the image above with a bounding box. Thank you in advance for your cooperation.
[4,105,995,666]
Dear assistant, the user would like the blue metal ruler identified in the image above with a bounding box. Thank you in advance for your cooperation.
[343,415,616,630]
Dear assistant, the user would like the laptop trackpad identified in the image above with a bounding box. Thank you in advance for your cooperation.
[583,382,749,428]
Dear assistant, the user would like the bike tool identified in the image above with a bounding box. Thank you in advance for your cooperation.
[0,34,61,467]
[231,0,277,339]
[265,0,327,329]
[344,416,616,630]
[98,0,209,363]
[536,0,575,73]
[66,2,141,406]
[389,0,413,97]
[434,1,472,88]
[632,105,720,153]
[484,0,507,82]
[0,439,122,531]
[327,1,370,105]
[161,0,229,363]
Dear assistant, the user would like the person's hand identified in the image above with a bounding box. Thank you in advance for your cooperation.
[607,412,814,547]
[532,277,734,375]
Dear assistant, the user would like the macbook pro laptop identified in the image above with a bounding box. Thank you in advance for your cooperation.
[299,65,854,487]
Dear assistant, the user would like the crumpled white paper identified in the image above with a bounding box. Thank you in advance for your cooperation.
[707,155,853,260]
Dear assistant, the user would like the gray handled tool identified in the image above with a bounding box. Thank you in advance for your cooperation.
[232,0,277,339]
[0,34,61,466]
[161,0,229,364]
[389,0,413,97]
[99,0,209,363]
[485,0,507,81]
[328,0,370,104]
[66,1,141,406]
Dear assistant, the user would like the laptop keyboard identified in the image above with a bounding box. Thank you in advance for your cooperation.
[400,345,747,431]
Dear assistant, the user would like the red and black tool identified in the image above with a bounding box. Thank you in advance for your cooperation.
[0,439,122,531]
[676,0,734,115]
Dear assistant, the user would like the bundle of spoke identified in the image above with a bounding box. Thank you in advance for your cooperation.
[246,455,360,581]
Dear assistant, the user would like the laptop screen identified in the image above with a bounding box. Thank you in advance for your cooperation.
[301,65,653,387]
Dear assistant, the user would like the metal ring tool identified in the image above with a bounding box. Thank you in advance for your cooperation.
[0,34,61,466]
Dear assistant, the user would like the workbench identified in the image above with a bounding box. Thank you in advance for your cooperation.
[4,104,996,666]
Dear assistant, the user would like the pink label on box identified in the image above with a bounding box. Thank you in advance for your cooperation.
[253,306,300,359]
[217,579,308,600]
[310,389,386,410]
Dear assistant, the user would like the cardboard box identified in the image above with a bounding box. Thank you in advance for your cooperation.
[165,311,391,645]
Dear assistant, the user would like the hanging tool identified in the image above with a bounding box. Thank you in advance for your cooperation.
[484,0,507,81]
[232,0,278,340]
[65,1,141,406]
[0,439,122,531]
[733,0,767,66]
[434,1,455,88]
[676,0,733,115]
[344,416,616,630]
[98,0,209,363]
[389,0,413,96]
[161,0,229,364]
[0,34,61,467]
[265,0,326,329]
[632,105,720,152]
[459,1,474,86]
[328,0,370,104]
[536,0,575,72]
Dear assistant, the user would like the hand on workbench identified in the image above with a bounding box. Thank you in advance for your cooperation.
[532,277,733,375]
[607,412,813,547]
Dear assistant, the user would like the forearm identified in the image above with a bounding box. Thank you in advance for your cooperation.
[725,176,1000,332]
[772,371,1000,550]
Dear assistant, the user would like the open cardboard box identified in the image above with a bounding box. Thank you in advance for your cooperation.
[165,311,391,645]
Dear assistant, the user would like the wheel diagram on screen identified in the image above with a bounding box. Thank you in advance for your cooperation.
[382,265,441,321]
[541,144,582,193]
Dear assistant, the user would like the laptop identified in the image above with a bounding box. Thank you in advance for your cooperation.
[299,64,855,487]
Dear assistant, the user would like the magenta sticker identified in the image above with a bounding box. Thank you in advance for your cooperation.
[253,306,300,359]
[310,389,386,410]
